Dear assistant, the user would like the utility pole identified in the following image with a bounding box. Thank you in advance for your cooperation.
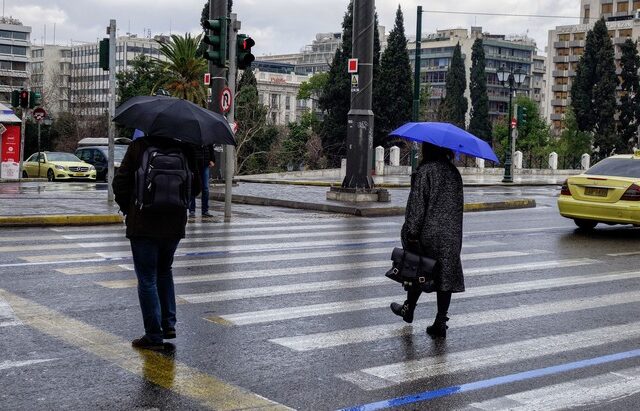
[210,0,227,183]
[411,5,423,172]
[107,19,116,202]
[342,0,375,189]
[225,13,239,222]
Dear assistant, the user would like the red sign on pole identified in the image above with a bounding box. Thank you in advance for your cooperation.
[204,73,211,86]
[511,117,517,128]
[220,87,233,114]
[33,107,47,122]
[347,58,358,73]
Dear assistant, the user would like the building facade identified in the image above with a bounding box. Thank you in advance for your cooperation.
[532,54,547,119]
[70,35,165,118]
[31,45,72,115]
[407,27,538,125]
[253,68,313,125]
[0,18,31,105]
[546,1,640,133]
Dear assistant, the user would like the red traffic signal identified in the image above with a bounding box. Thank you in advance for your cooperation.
[236,34,255,70]
[239,37,255,51]
[19,90,29,108]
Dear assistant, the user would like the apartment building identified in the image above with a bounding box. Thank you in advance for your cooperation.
[0,18,30,105]
[31,45,72,115]
[253,65,313,125]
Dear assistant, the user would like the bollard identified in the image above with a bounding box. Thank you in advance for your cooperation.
[475,158,485,169]
[549,152,558,170]
[375,146,385,176]
[340,158,347,180]
[513,151,523,169]
[581,153,591,170]
[390,146,400,167]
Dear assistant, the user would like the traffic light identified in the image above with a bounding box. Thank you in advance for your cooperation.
[10,90,19,108]
[517,105,528,128]
[203,18,228,67]
[18,89,29,109]
[29,91,42,109]
[99,38,109,71]
[237,34,255,70]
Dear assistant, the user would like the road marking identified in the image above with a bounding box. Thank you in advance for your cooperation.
[212,268,635,326]
[0,288,291,411]
[338,350,640,411]
[466,365,640,410]
[0,359,59,370]
[0,222,400,242]
[270,290,640,351]
[463,226,569,236]
[97,250,550,289]
[337,320,640,390]
[608,251,640,257]
[0,296,22,327]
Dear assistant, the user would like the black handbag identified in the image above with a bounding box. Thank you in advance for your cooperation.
[385,247,437,293]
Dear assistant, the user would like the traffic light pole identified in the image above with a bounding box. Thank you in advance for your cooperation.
[18,110,25,180]
[107,19,116,202]
[411,5,423,172]
[210,0,227,183]
[224,14,239,223]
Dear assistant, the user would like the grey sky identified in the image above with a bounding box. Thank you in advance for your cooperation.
[12,1,581,56]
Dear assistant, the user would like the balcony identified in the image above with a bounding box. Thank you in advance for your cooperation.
[554,41,569,48]
[553,56,570,63]
[568,40,585,47]
[551,99,568,106]
[550,113,564,121]
[552,70,569,77]
[568,55,581,62]
[552,85,569,92]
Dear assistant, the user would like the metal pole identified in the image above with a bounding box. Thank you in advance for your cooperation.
[107,19,116,201]
[210,0,227,182]
[19,110,25,180]
[502,78,514,183]
[411,5,423,171]
[342,0,375,189]
[37,122,41,177]
[224,13,239,223]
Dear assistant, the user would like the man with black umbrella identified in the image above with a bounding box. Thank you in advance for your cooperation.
[189,144,215,219]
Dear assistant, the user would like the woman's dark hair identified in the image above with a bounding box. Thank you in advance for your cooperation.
[420,142,454,163]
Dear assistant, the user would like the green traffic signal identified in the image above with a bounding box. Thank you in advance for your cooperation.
[203,18,228,67]
[29,91,42,109]
[517,106,528,127]
[237,34,255,70]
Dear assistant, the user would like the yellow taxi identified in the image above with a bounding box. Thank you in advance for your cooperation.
[23,151,96,182]
[558,151,640,229]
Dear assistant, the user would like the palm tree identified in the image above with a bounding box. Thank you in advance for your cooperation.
[154,33,207,106]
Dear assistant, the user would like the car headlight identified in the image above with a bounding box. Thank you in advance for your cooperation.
[89,165,96,171]
[55,165,65,170]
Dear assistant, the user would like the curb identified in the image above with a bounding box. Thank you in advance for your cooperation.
[210,193,536,217]
[0,214,123,227]
[235,178,562,188]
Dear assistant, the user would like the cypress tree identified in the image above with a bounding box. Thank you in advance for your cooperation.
[571,18,617,157]
[443,43,468,129]
[373,5,412,147]
[468,38,491,144]
[618,38,640,152]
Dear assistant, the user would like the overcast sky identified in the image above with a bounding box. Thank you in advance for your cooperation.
[11,0,582,56]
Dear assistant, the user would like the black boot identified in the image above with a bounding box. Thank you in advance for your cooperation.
[426,314,449,338]
[390,301,415,323]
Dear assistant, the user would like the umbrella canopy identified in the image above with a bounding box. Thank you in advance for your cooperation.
[389,122,499,163]
[113,95,236,146]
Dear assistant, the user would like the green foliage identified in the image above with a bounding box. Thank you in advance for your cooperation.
[116,55,163,103]
[373,5,412,147]
[512,96,551,156]
[297,72,329,100]
[237,66,257,91]
[442,43,467,129]
[552,107,592,167]
[570,18,617,157]
[235,81,270,174]
[468,39,491,144]
[154,33,208,106]
[419,84,432,121]
[618,39,640,152]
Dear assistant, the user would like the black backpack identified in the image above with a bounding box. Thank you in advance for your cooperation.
[134,145,192,212]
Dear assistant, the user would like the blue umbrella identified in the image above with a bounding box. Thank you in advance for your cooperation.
[389,122,499,163]
[132,129,145,140]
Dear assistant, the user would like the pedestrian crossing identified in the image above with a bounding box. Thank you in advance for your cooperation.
[1,218,639,410]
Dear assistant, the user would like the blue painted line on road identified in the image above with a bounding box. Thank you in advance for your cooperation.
[338,348,640,411]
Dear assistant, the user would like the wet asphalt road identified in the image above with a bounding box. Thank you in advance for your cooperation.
[1,185,640,410]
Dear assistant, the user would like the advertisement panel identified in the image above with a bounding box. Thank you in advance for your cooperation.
[0,124,21,180]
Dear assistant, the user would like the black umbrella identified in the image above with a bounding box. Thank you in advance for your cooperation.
[113,95,236,146]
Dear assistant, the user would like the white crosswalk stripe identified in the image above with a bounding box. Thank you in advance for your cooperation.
[337,320,640,390]
[0,296,22,327]
[465,366,640,410]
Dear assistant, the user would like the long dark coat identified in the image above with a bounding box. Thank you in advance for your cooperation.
[401,159,465,292]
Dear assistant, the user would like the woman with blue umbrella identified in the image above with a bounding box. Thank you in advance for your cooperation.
[388,122,498,338]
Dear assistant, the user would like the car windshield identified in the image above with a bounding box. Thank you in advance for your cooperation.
[47,153,82,162]
[585,158,640,178]
[114,147,127,162]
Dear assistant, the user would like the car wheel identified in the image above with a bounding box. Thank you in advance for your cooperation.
[22,171,28,178]
[47,169,55,182]
[574,219,597,230]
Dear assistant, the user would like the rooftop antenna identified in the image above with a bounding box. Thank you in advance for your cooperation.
[169,18,172,36]
[2,0,4,18]
[53,22,56,45]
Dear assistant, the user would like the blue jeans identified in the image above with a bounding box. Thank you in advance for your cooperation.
[130,237,180,343]
[189,166,210,214]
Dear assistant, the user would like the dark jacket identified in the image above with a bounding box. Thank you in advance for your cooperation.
[192,144,215,170]
[401,159,465,292]
[112,137,201,239]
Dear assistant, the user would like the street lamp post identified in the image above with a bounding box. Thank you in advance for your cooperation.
[497,65,525,183]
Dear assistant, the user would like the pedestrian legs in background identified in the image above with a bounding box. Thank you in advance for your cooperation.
[427,291,451,339]
[130,237,180,348]
[189,166,212,218]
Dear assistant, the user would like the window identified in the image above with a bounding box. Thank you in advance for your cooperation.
[12,46,26,56]
[617,1,629,12]
[620,29,632,37]
[557,48,570,56]
[12,32,27,40]
[60,50,72,58]
[572,47,584,56]
[285,96,291,110]
[608,30,616,39]
[558,33,570,41]
[555,77,568,85]
[556,63,569,70]
[32,49,44,58]
[573,32,585,41]
[0,45,11,54]
[602,3,613,13]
